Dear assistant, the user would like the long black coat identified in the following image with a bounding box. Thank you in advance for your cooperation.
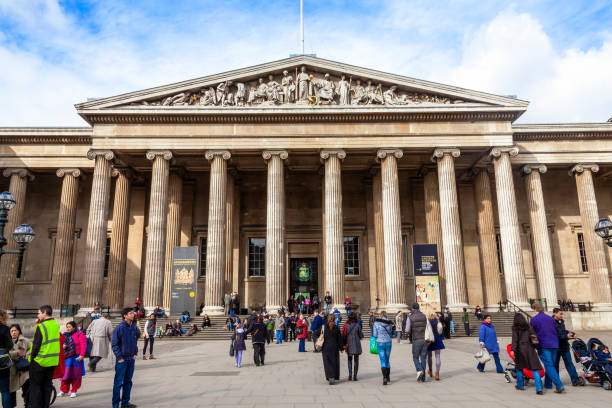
[321,323,343,380]
[511,327,543,371]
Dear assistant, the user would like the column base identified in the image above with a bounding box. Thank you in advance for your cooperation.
[445,302,469,313]
[266,305,283,316]
[384,303,409,314]
[592,302,612,312]
[509,301,533,312]
[202,305,225,316]
[484,304,501,313]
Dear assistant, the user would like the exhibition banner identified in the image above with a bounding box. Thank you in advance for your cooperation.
[169,246,198,316]
[412,244,441,315]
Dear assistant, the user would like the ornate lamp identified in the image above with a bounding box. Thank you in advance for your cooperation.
[0,191,16,210]
[594,218,612,247]
[0,194,35,265]
[13,224,35,244]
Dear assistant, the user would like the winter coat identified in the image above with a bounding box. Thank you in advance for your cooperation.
[395,314,404,332]
[427,318,445,351]
[0,324,13,380]
[408,310,427,341]
[111,320,140,360]
[511,326,543,371]
[310,315,324,333]
[265,319,275,331]
[343,322,363,355]
[372,318,393,343]
[144,319,157,338]
[245,322,266,344]
[86,316,113,359]
[555,319,572,352]
[297,319,309,339]
[67,329,87,357]
[9,334,30,392]
[275,317,286,330]
[479,322,500,354]
[529,312,559,349]
[232,328,247,351]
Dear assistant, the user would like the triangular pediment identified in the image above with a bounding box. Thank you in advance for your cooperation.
[76,56,528,114]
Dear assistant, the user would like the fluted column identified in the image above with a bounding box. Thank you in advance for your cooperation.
[203,150,231,315]
[473,167,502,311]
[263,150,288,314]
[105,167,133,310]
[432,148,468,310]
[521,165,558,309]
[490,147,529,309]
[49,169,81,310]
[0,168,34,309]
[422,167,446,304]
[570,164,612,310]
[142,151,173,312]
[372,170,386,306]
[162,171,183,310]
[377,149,407,312]
[81,150,114,311]
[320,149,346,311]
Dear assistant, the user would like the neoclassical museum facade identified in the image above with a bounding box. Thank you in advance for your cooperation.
[1,56,611,315]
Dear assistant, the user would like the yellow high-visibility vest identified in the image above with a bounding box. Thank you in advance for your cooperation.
[28,318,60,367]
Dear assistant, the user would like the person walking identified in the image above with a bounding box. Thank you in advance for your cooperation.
[324,292,332,315]
[86,307,113,372]
[58,321,86,398]
[310,312,324,352]
[395,311,404,344]
[8,324,30,408]
[265,315,275,345]
[406,302,429,382]
[143,314,156,360]
[372,311,393,385]
[552,308,582,386]
[445,308,454,338]
[111,307,140,408]
[511,313,544,394]
[530,302,565,393]
[462,308,471,336]
[0,310,14,408]
[368,312,375,331]
[245,316,266,366]
[321,315,343,385]
[274,314,285,344]
[477,314,504,373]
[343,312,363,381]
[231,323,247,368]
[297,314,308,352]
[312,294,321,313]
[288,313,297,342]
[344,297,352,318]
[426,314,444,381]
[28,305,60,408]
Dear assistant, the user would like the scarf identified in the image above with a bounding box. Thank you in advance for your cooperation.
[481,321,492,327]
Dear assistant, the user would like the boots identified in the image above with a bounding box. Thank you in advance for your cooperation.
[382,367,388,385]
[353,357,359,381]
[348,359,353,381]
[386,367,391,383]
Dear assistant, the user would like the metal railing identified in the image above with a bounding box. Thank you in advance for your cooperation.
[11,308,38,318]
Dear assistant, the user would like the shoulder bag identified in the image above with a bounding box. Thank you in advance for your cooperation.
[424,320,435,343]
[315,325,325,351]
[0,349,12,371]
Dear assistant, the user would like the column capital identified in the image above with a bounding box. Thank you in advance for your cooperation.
[146,150,173,161]
[431,148,460,162]
[262,150,288,161]
[87,149,115,161]
[376,149,403,161]
[205,150,231,161]
[489,146,519,159]
[111,166,135,179]
[520,164,547,176]
[56,168,82,178]
[320,149,346,161]
[3,168,34,181]
[569,163,599,176]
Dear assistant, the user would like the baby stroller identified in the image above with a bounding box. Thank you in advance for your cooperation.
[572,338,612,390]
[503,344,545,384]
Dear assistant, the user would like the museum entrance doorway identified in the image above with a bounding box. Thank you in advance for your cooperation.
[289,258,318,302]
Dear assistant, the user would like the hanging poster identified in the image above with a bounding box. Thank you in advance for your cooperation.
[170,246,198,316]
[412,244,441,315]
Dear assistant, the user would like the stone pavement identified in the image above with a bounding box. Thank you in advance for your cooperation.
[42,331,612,408]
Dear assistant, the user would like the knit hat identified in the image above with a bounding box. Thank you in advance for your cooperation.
[412,302,420,310]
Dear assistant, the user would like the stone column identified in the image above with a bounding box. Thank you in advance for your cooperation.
[49,169,81,310]
[422,167,446,304]
[570,164,612,310]
[142,151,173,312]
[81,150,114,312]
[263,150,288,314]
[377,149,407,312]
[162,171,183,310]
[473,167,502,311]
[105,167,133,311]
[372,170,386,307]
[432,148,468,310]
[490,147,529,309]
[203,150,231,315]
[320,149,346,311]
[521,165,559,309]
[0,168,34,310]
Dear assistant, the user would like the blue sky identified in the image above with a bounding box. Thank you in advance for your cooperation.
[1,0,612,125]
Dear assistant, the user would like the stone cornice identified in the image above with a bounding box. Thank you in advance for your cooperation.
[0,127,92,144]
[569,163,599,176]
[3,168,35,181]
[520,164,547,176]
[513,123,612,141]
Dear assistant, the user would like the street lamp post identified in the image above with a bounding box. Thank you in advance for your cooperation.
[594,217,612,247]
[0,190,35,265]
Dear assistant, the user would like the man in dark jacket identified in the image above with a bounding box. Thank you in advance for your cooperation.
[406,302,428,382]
[553,308,582,386]
[112,308,140,408]
[246,316,267,366]
[310,312,324,352]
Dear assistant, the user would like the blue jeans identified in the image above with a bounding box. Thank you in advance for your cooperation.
[377,342,392,368]
[477,351,504,373]
[538,348,564,390]
[412,339,428,372]
[275,330,283,344]
[346,307,351,317]
[113,358,135,408]
[0,377,11,408]
[230,309,235,317]
[299,338,306,352]
[516,369,543,392]
[555,349,579,382]
[298,303,304,313]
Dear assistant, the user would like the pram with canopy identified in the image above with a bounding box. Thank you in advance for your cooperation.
[571,338,612,390]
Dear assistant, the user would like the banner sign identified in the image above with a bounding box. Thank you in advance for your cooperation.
[170,246,198,316]
[412,244,441,315]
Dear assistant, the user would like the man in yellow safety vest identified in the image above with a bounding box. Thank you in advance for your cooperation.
[28,305,60,408]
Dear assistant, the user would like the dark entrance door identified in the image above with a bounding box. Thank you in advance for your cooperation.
[289,258,318,300]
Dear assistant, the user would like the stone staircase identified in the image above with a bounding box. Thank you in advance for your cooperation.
[451,312,518,337]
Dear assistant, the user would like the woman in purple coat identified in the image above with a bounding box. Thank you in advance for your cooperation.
[231,323,247,368]
[427,313,445,381]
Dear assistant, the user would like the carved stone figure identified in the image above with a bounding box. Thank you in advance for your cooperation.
[315,73,335,104]
[199,89,216,106]
[365,81,384,104]
[337,75,350,105]
[383,85,406,105]
[235,83,246,106]
[266,75,281,103]
[281,70,296,103]
[216,81,233,106]
[351,80,367,105]
[297,66,310,101]
[248,78,269,104]
[162,92,191,106]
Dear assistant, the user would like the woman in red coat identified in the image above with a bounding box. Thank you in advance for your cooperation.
[297,314,309,352]
[59,321,87,398]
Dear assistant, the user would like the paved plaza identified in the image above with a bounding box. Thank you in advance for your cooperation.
[34,331,612,408]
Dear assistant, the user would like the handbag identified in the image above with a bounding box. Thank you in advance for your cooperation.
[529,327,539,346]
[0,349,12,371]
[315,326,325,351]
[229,340,235,357]
[344,324,357,352]
[474,347,491,364]
[369,336,378,354]
[424,320,435,343]
[85,337,93,358]
[15,356,29,372]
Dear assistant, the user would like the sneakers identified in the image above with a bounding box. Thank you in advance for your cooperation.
[70,393,77,398]
[58,392,65,397]
[416,371,424,382]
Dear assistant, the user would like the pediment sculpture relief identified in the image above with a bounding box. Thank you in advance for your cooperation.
[133,66,465,108]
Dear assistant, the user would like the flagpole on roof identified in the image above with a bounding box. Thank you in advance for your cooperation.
[300,0,304,55]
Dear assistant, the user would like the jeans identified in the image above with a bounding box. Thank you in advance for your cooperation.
[112,358,135,408]
[346,307,351,317]
[299,338,306,352]
[253,343,265,365]
[275,330,283,344]
[538,348,564,390]
[411,339,428,372]
[230,309,235,317]
[516,369,543,392]
[235,350,243,367]
[477,351,504,373]
[0,377,10,408]
[555,349,579,382]
[143,337,154,356]
[377,342,392,368]
[464,322,471,336]
[298,303,304,313]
